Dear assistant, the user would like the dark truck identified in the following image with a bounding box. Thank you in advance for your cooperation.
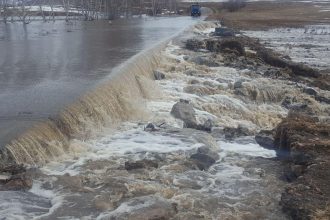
[191,4,201,17]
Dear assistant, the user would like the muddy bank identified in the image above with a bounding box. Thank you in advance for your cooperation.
[256,113,330,220]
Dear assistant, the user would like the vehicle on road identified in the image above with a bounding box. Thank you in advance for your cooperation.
[191,4,201,17]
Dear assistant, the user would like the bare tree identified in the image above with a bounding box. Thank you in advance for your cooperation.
[0,0,8,23]
[0,0,179,23]
[39,0,47,22]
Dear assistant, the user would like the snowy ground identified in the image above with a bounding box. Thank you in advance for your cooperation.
[244,25,330,70]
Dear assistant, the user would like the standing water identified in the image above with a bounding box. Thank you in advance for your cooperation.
[0,17,199,147]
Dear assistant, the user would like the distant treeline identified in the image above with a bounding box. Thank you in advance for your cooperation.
[0,0,183,23]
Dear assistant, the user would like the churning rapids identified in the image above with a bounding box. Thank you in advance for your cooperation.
[2,19,328,219]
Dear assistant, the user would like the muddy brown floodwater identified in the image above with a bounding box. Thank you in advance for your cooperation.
[0,17,200,147]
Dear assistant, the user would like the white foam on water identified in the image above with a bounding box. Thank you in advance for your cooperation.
[29,181,64,220]
[41,123,202,176]
[0,181,63,220]
[219,140,276,158]
[96,197,154,220]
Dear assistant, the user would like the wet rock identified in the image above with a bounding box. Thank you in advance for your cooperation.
[255,130,275,150]
[274,113,328,153]
[289,63,320,78]
[0,164,32,191]
[302,87,318,96]
[311,73,330,90]
[264,68,290,78]
[189,79,200,84]
[233,79,246,89]
[198,119,214,132]
[214,27,235,37]
[315,94,330,104]
[153,70,165,80]
[179,98,189,104]
[219,39,245,56]
[189,55,220,67]
[288,103,308,112]
[1,174,32,191]
[173,178,203,190]
[224,125,254,140]
[258,49,288,69]
[290,150,312,166]
[99,195,177,220]
[291,165,304,177]
[0,164,26,175]
[144,123,158,132]
[206,38,245,56]
[125,159,158,171]
[190,153,216,171]
[186,39,205,51]
[197,146,219,161]
[281,95,298,109]
[170,100,198,129]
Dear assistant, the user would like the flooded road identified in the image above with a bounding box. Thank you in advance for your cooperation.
[0,17,199,147]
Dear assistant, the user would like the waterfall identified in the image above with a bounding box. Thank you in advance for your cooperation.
[1,43,166,166]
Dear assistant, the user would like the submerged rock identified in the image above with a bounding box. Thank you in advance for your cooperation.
[175,130,220,171]
[255,130,275,150]
[190,153,216,171]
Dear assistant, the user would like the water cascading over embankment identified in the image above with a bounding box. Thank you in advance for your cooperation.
[0,43,166,166]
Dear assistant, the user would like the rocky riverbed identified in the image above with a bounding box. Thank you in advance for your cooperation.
[1,22,329,219]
